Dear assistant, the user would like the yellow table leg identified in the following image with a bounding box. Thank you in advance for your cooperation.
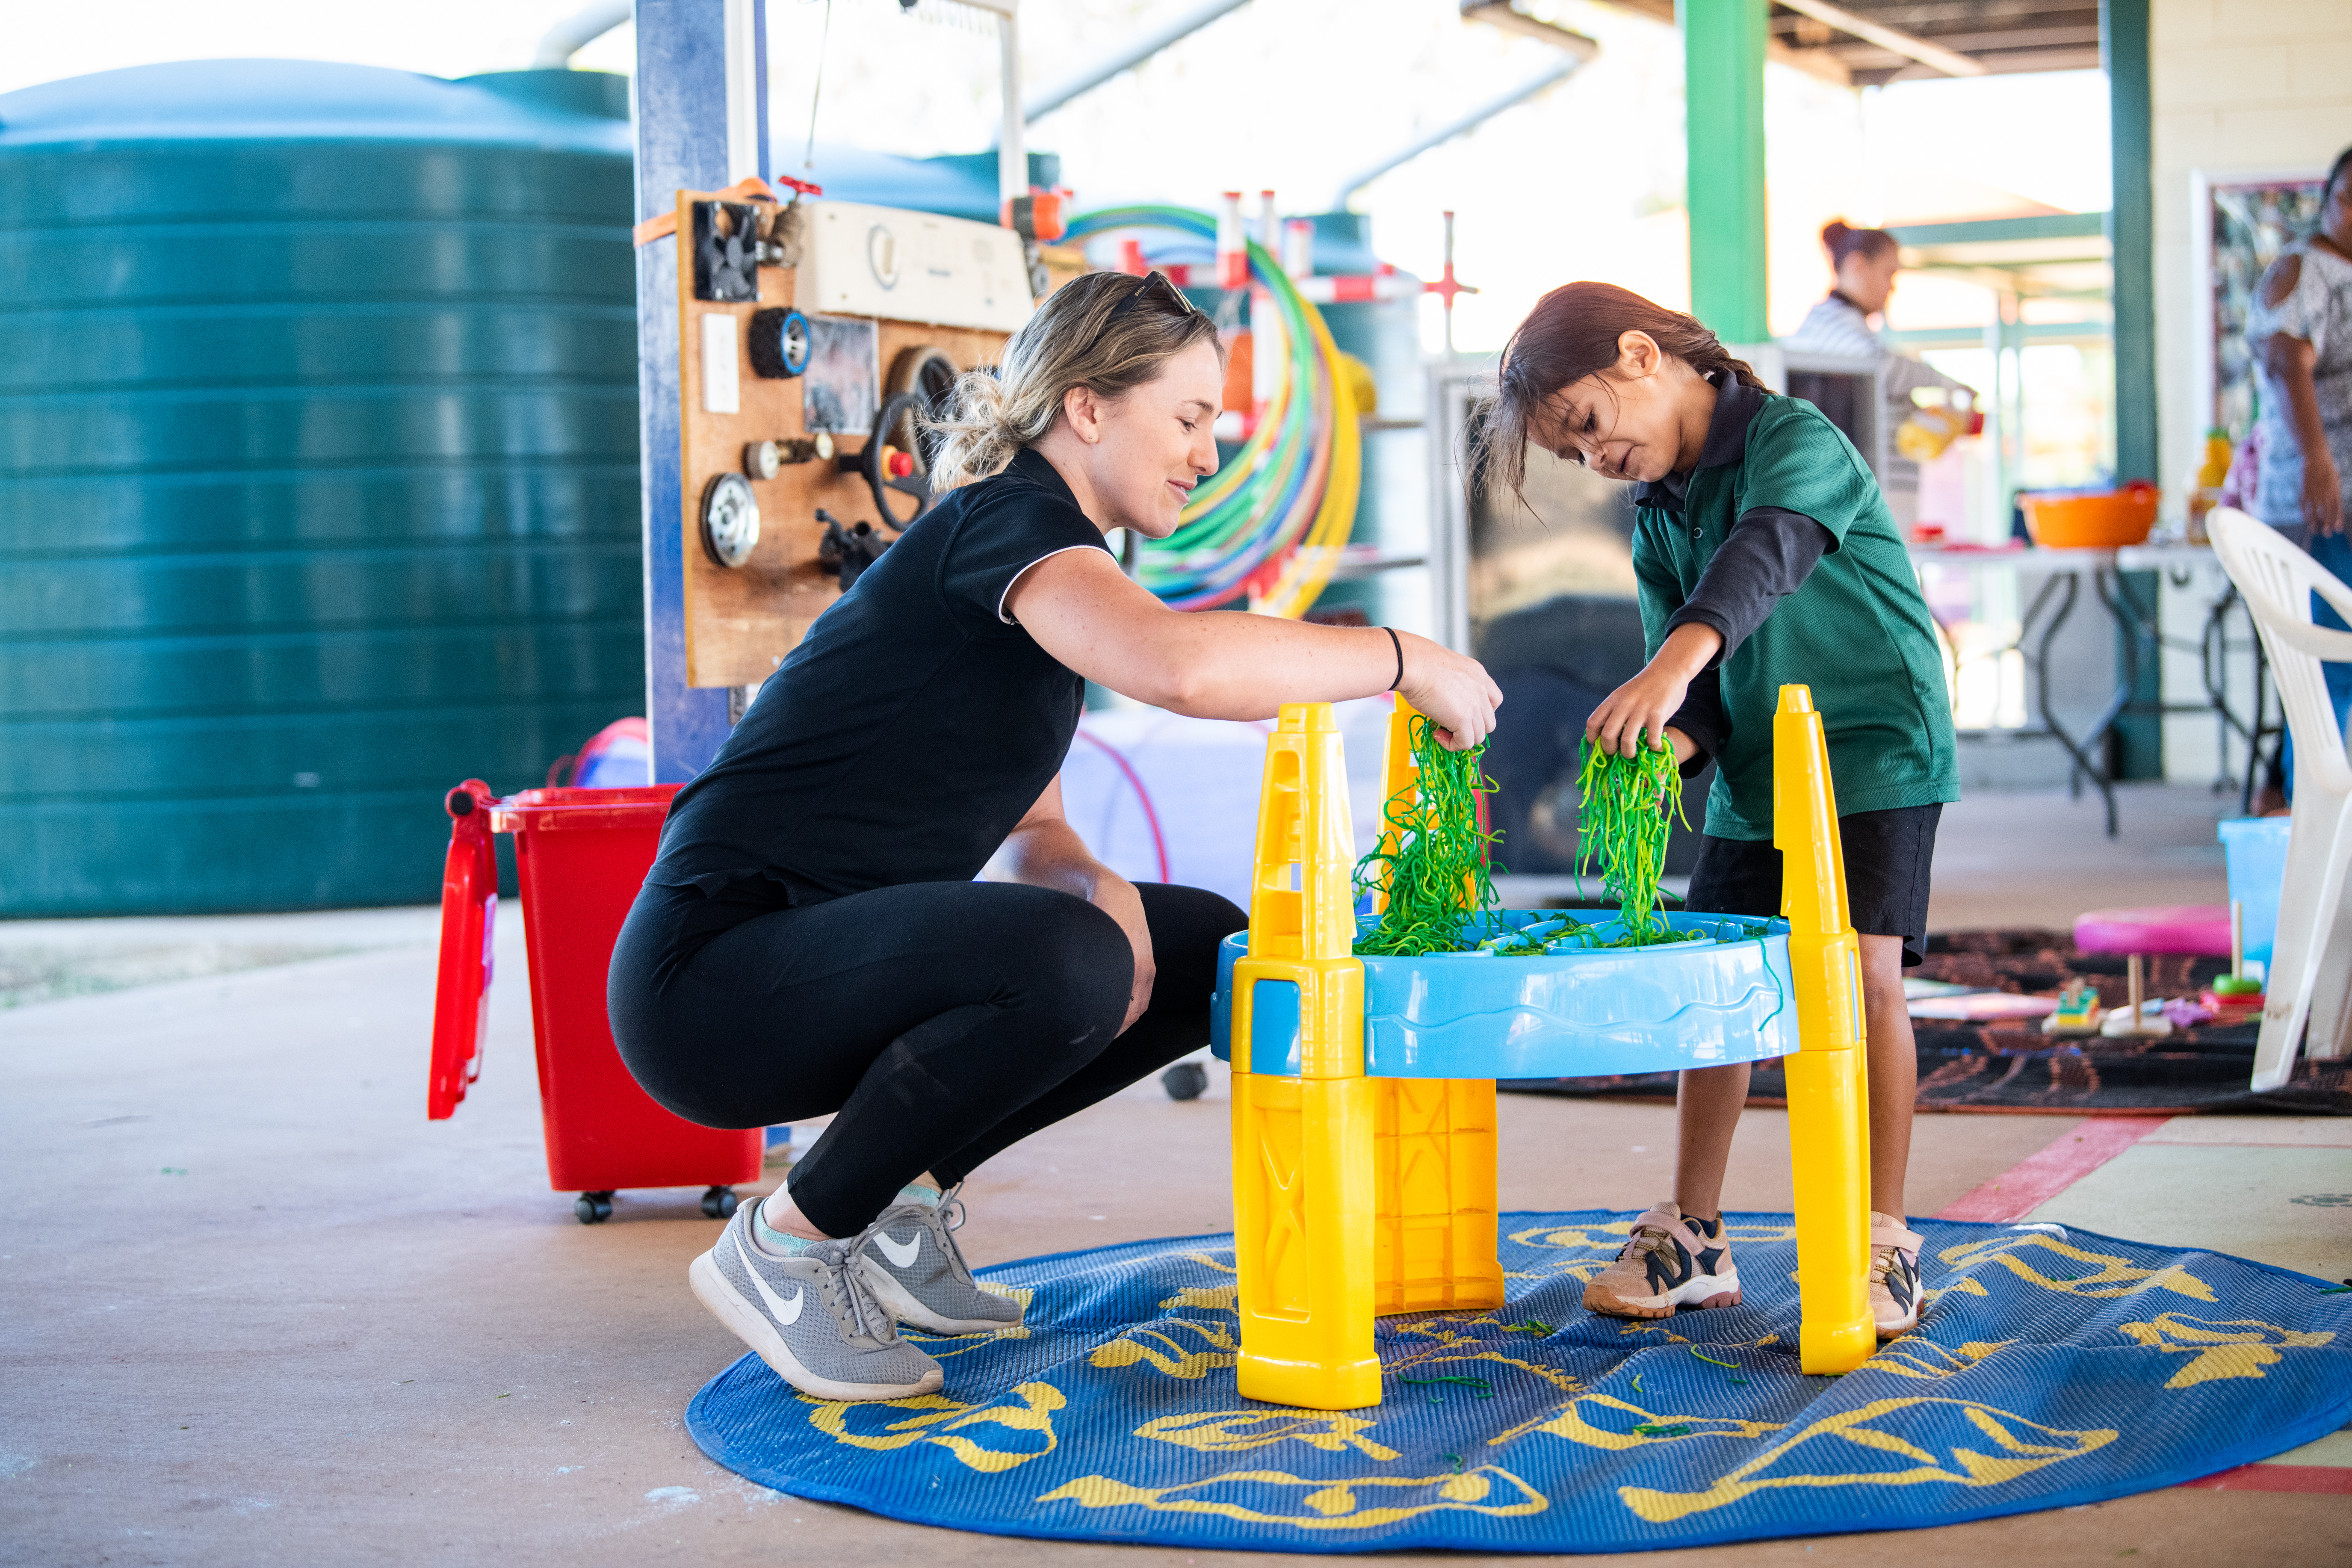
[1773,683,1876,1374]
[1367,696,1505,1317]
[1371,1075,1506,1313]
[1230,703,1379,1409]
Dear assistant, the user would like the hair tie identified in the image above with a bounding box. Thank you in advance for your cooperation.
[1385,626,1404,692]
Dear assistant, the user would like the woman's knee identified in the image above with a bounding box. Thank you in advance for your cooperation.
[1135,882,1248,999]
[1007,891,1135,1034]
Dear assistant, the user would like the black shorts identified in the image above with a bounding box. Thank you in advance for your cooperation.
[1683,804,1941,967]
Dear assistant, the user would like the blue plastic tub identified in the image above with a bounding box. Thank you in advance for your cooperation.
[2218,817,2292,968]
[1211,910,1798,1081]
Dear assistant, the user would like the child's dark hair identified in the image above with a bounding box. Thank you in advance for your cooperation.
[1479,281,1766,506]
[1822,219,1897,270]
[2327,145,2352,200]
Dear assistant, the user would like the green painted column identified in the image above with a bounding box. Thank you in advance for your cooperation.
[2104,0,2164,779]
[2104,0,2156,484]
[1681,0,1769,342]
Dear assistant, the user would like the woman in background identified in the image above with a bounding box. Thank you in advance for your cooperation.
[1789,221,1977,532]
[2247,145,2352,800]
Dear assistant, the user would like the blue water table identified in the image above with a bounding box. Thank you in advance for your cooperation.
[1207,686,1876,1409]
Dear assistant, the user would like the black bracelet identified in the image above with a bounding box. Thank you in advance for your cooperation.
[1384,626,1404,692]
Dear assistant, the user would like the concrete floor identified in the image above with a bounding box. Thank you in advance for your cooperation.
[1924,781,2239,932]
[4,783,2346,1565]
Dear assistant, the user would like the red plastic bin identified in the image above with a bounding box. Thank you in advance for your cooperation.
[428,780,761,1224]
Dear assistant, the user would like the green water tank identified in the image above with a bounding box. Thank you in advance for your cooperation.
[0,61,643,915]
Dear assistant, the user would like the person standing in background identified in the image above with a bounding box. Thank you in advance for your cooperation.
[1789,221,1977,533]
[2246,146,2352,803]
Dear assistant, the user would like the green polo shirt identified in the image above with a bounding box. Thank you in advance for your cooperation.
[1633,394,1958,840]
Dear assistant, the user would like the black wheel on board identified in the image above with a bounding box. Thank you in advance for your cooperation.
[1162,1061,1209,1101]
[861,390,936,529]
[702,1186,739,1220]
[575,1192,614,1225]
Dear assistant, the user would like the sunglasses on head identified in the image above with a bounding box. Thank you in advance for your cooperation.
[1104,269,1205,328]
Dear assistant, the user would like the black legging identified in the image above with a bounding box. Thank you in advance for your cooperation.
[609,877,1245,1237]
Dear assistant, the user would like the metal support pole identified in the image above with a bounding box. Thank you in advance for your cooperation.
[1331,62,1577,210]
[2104,0,2156,485]
[998,10,1026,207]
[722,0,768,185]
[2105,0,2164,778]
[1681,0,1769,343]
[1015,0,1252,128]
[634,0,765,781]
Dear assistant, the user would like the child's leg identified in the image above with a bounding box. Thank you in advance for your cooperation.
[1584,1063,1748,1319]
[1673,1062,1750,1220]
[1857,934,1915,1220]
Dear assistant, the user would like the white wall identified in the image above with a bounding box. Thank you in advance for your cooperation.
[2152,0,2352,782]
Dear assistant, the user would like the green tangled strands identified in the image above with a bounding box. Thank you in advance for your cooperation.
[1575,735,1700,947]
[1351,715,1501,957]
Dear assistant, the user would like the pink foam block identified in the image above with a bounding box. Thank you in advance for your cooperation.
[2071,904,2231,957]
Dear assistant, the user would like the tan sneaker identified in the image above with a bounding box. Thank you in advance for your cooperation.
[1581,1202,1743,1320]
[1869,1212,1925,1337]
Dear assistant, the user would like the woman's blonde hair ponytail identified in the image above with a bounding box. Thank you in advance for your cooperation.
[926,270,1223,491]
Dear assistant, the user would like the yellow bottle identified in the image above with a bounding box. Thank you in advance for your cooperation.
[2196,427,2234,490]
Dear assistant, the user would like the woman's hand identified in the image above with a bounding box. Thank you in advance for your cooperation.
[1397,632,1504,750]
[1586,623,1722,757]
[2306,448,2344,534]
[1091,871,1156,1034]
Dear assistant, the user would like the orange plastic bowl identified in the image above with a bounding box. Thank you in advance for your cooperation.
[2019,482,2159,548]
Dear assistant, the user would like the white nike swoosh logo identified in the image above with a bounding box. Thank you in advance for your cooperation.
[873,1230,921,1270]
[733,1232,804,1326]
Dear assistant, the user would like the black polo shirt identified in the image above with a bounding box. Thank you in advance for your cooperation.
[647,448,1114,906]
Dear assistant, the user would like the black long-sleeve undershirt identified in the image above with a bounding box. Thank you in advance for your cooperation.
[1661,507,1835,777]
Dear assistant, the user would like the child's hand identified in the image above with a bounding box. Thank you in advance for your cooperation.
[1586,625,1722,757]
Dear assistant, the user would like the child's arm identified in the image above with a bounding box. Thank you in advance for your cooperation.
[1591,507,1834,759]
[1589,622,1722,757]
[1661,510,1833,658]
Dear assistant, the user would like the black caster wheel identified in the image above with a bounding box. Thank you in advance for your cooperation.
[701,1186,739,1220]
[574,1191,614,1225]
[1162,1061,1209,1101]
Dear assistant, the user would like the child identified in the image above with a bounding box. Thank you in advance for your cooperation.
[1483,282,1957,1337]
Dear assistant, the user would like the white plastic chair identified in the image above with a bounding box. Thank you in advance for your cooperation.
[2208,508,2352,1090]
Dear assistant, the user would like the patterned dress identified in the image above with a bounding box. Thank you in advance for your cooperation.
[2247,238,2352,527]
[2245,236,2352,784]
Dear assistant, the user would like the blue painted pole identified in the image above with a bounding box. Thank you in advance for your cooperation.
[633,0,757,781]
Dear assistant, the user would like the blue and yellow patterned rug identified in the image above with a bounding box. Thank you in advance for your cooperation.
[686,1212,2352,1553]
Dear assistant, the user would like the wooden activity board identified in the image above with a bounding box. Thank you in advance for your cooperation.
[670,189,1024,689]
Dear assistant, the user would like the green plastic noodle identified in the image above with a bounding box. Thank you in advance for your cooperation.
[1575,736,1700,948]
[1351,716,1501,957]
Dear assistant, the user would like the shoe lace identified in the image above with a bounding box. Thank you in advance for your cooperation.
[1868,1245,1912,1286]
[815,1231,901,1344]
[932,1181,978,1284]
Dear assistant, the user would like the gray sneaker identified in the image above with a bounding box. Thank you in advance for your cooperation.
[688,1199,943,1402]
[856,1187,1025,1336]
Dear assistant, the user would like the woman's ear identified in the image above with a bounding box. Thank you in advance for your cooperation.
[1063,384,1102,444]
[1616,330,1662,380]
